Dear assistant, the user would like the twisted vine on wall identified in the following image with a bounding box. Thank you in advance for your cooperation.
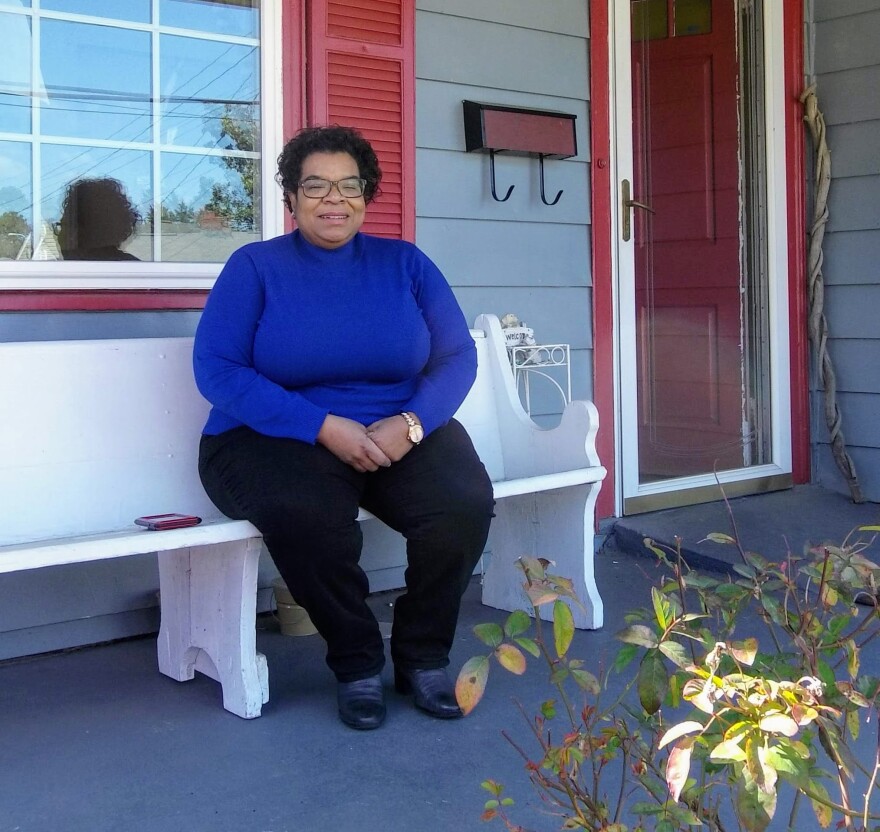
[800,84,863,503]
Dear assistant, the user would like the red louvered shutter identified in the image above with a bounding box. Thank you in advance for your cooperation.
[307,0,415,241]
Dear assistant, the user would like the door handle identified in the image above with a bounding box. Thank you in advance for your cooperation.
[621,179,655,241]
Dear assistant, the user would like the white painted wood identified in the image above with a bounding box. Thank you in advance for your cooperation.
[157,540,268,720]
[472,314,606,628]
[0,312,605,722]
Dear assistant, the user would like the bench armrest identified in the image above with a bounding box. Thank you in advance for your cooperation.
[473,313,606,482]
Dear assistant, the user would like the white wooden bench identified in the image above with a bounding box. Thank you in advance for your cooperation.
[0,313,605,719]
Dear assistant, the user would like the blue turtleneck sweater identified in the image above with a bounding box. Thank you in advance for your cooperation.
[193,231,476,443]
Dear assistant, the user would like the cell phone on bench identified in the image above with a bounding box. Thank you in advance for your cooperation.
[135,513,202,531]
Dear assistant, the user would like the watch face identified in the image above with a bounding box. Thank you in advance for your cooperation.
[410,424,424,444]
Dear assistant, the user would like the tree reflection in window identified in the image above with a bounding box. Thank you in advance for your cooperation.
[0,1,261,264]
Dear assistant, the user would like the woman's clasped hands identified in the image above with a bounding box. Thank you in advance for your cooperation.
[316,413,414,472]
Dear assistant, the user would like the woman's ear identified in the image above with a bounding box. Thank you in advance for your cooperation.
[282,192,294,215]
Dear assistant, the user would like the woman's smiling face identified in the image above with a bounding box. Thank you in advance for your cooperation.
[290,152,366,250]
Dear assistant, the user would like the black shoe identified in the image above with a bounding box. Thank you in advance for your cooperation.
[337,674,386,730]
[394,667,463,719]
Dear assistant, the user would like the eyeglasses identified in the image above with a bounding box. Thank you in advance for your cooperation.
[297,177,367,199]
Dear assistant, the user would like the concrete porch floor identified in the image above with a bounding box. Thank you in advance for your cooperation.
[1,485,878,832]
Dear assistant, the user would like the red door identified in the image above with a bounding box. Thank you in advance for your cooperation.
[631,0,746,480]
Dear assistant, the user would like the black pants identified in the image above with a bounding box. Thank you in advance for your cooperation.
[198,420,494,682]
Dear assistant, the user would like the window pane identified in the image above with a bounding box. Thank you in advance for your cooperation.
[675,0,712,36]
[631,0,668,41]
[41,20,151,142]
[42,145,152,261]
[0,5,265,268]
[0,11,32,133]
[160,0,259,39]
[41,0,150,23]
[0,141,33,261]
[0,0,31,8]
[160,151,259,262]
[161,35,260,149]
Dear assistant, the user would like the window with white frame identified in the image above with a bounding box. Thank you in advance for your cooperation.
[0,0,278,276]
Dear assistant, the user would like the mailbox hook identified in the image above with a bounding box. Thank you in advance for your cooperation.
[489,150,514,202]
[539,155,563,206]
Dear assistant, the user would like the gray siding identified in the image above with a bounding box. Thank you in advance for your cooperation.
[810,1,880,501]
[415,1,593,416]
[0,3,594,659]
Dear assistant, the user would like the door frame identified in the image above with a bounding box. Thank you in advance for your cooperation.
[590,0,809,519]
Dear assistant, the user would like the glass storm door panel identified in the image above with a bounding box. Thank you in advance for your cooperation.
[629,0,768,484]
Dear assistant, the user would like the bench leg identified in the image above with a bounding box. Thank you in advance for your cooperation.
[482,483,604,629]
[157,539,269,719]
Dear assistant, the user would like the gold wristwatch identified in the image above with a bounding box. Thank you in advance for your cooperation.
[400,411,424,444]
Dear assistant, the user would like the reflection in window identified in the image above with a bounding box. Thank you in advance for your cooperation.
[0,2,261,264]
[57,178,142,261]
[675,0,712,36]
[632,0,712,41]
[41,20,151,143]
[631,0,668,42]
[161,0,259,39]
[0,141,32,260]
[0,11,32,134]
[41,0,150,23]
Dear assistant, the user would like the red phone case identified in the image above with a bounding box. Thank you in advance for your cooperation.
[135,513,202,531]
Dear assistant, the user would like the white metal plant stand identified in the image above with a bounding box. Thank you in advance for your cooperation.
[507,343,572,415]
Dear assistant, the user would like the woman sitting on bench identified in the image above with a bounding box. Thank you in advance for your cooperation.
[193,125,495,731]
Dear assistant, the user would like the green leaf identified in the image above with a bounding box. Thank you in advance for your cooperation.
[710,737,747,762]
[743,550,769,570]
[616,624,659,649]
[630,801,664,816]
[550,666,570,685]
[553,600,575,658]
[809,780,833,828]
[481,779,503,796]
[571,668,600,695]
[704,532,736,545]
[846,706,860,740]
[652,586,670,630]
[733,563,757,579]
[494,643,527,675]
[819,722,857,781]
[503,609,531,638]
[514,636,541,658]
[765,744,809,787]
[736,777,777,832]
[473,622,504,648]
[637,648,667,715]
[455,656,489,716]
[659,640,692,670]
[541,699,556,719]
[612,642,639,673]
[846,638,860,678]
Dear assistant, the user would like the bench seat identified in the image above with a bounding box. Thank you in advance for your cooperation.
[0,313,605,719]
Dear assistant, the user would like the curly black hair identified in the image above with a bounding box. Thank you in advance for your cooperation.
[276,125,382,210]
